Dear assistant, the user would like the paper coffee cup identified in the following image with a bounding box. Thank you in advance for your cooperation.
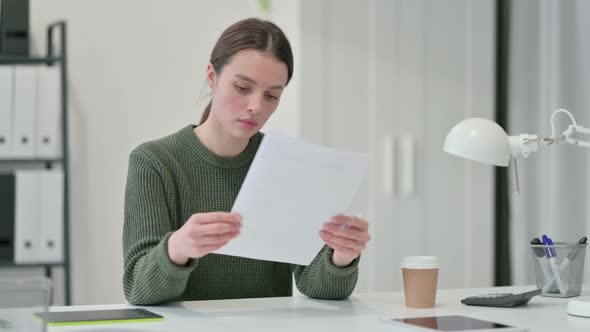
[401,256,439,308]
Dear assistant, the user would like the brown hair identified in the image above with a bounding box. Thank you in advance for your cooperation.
[199,18,294,125]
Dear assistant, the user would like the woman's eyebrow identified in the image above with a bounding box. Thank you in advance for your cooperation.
[235,74,284,90]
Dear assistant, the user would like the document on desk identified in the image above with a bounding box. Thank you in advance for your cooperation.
[216,130,368,265]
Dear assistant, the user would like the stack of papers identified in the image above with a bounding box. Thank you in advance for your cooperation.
[216,130,368,265]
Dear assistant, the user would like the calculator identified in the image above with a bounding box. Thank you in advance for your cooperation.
[461,289,542,307]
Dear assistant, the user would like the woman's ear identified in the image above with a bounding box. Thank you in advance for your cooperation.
[206,63,217,91]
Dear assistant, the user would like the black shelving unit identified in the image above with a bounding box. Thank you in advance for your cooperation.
[0,21,70,305]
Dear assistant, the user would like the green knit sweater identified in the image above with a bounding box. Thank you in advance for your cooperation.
[122,125,359,305]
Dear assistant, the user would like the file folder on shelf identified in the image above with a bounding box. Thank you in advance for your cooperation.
[12,66,37,158]
[14,170,41,263]
[39,169,64,263]
[0,67,14,158]
[36,66,62,159]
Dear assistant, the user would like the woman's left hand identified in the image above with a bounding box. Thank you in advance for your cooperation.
[319,215,371,267]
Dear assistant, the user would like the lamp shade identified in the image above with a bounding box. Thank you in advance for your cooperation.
[443,118,511,167]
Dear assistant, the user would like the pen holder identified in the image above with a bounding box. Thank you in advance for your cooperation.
[530,241,587,298]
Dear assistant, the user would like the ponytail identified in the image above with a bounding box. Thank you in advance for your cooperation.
[199,101,212,125]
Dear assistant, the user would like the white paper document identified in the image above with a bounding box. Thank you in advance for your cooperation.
[216,130,368,265]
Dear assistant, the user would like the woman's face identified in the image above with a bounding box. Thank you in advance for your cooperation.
[207,49,289,139]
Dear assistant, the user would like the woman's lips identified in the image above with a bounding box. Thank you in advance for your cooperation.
[239,119,258,129]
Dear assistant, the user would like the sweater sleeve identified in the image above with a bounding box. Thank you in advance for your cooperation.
[291,245,360,300]
[122,150,199,305]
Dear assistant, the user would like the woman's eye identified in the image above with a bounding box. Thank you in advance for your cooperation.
[266,94,278,101]
[235,85,250,93]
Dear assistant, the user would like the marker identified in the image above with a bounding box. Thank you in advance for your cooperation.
[531,238,546,257]
[542,235,567,295]
[558,236,588,273]
[532,237,556,293]
[542,235,557,257]
[567,236,587,261]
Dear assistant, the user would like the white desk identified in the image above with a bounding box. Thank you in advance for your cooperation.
[48,285,590,331]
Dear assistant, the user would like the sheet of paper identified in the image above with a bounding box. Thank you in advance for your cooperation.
[216,130,368,265]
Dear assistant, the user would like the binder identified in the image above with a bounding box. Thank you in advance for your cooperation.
[39,169,64,263]
[0,67,14,158]
[36,66,62,159]
[12,66,37,158]
[14,170,41,263]
[0,174,16,261]
[0,0,30,55]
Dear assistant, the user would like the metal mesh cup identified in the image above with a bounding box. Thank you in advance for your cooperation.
[530,241,587,298]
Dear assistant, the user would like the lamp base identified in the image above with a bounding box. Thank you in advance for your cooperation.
[567,296,590,317]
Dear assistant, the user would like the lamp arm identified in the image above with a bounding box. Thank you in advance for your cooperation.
[559,124,590,147]
[510,109,590,158]
[547,108,590,147]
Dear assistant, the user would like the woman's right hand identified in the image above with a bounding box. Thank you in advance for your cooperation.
[167,212,242,266]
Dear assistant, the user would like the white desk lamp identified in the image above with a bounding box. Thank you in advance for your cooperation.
[443,109,590,317]
[444,109,590,193]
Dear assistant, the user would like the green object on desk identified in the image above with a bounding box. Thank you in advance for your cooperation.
[0,319,11,329]
[34,308,163,326]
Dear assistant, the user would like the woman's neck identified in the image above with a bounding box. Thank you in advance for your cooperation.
[194,119,250,158]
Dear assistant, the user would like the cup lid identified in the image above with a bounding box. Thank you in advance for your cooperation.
[400,256,439,269]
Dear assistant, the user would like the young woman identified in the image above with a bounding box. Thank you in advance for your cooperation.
[123,18,371,305]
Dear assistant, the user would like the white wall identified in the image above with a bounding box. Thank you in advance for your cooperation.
[298,0,495,292]
[29,0,301,305]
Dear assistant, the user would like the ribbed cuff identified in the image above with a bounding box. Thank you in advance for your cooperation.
[155,232,199,278]
[320,246,360,277]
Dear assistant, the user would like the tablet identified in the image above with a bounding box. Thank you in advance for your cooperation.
[34,308,163,326]
[383,315,526,332]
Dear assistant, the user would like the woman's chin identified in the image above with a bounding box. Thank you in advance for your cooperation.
[231,127,257,140]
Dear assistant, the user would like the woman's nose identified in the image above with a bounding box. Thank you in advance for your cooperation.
[247,95,264,113]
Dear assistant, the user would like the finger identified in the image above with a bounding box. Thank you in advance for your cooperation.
[196,222,242,236]
[322,222,370,243]
[199,231,240,245]
[320,230,365,252]
[329,215,369,231]
[322,239,358,257]
[199,241,229,254]
[191,212,242,225]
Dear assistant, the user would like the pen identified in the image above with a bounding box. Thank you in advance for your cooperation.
[542,235,567,295]
[558,236,587,273]
[531,237,546,257]
[566,236,586,262]
[532,237,556,293]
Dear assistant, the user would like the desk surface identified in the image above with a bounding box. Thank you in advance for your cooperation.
[47,285,590,331]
